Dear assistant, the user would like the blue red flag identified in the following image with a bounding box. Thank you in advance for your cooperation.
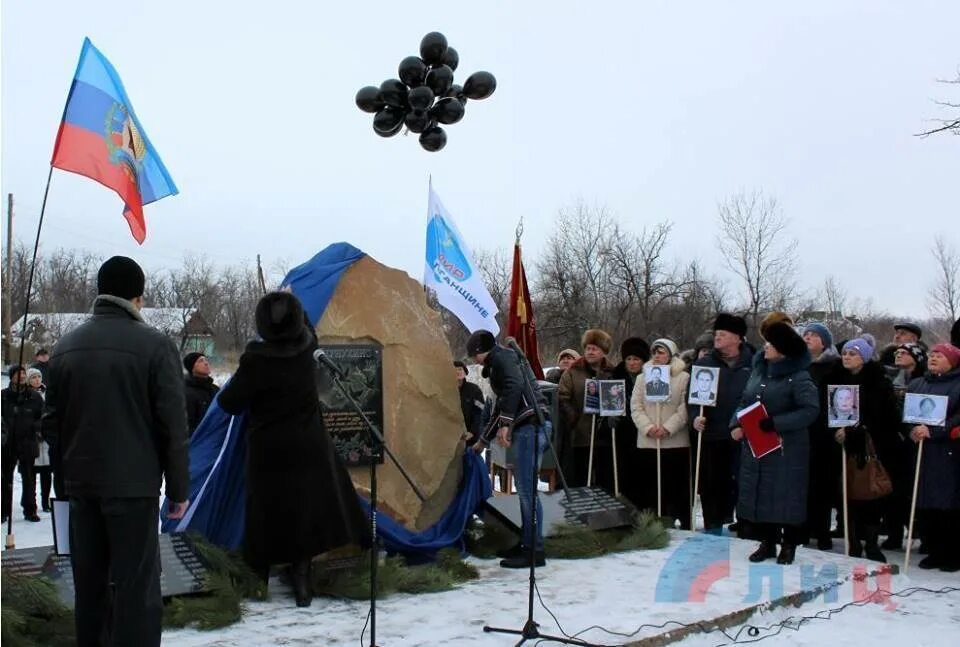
[51,38,177,244]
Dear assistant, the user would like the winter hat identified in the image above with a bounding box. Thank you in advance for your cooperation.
[97,256,145,300]
[7,364,24,379]
[581,329,612,355]
[255,291,306,343]
[802,322,833,350]
[897,342,927,367]
[893,322,922,339]
[556,348,581,363]
[183,352,204,374]
[760,311,794,341]
[26,368,42,383]
[619,337,650,362]
[764,321,807,358]
[651,338,679,358]
[930,343,960,370]
[712,313,747,338]
[453,360,469,375]
[693,332,714,355]
[466,330,496,356]
[842,338,874,363]
[35,348,49,357]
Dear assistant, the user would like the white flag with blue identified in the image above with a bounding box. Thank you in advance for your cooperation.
[424,183,500,335]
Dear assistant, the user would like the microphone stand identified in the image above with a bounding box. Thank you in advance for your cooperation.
[483,343,587,647]
[317,355,427,647]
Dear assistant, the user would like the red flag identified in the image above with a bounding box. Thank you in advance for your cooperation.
[507,241,544,379]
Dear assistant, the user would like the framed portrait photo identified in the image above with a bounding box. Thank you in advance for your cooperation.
[903,393,949,426]
[583,378,601,414]
[599,380,627,417]
[688,366,720,407]
[643,365,671,403]
[827,384,860,428]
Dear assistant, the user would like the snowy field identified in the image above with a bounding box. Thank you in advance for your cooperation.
[5,472,958,647]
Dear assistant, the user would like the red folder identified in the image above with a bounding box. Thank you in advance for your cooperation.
[736,401,783,458]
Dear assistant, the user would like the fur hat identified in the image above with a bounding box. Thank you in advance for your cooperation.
[183,352,204,374]
[712,313,747,338]
[97,256,145,300]
[760,311,794,341]
[619,337,650,362]
[466,330,496,356]
[651,338,679,358]
[764,321,807,358]
[842,338,874,363]
[581,329,612,355]
[255,292,306,342]
[556,348,581,363]
[802,322,833,350]
[7,364,24,380]
[931,343,960,370]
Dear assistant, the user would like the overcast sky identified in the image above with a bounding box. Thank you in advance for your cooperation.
[2,1,957,318]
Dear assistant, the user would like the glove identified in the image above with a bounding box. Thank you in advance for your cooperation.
[758,417,776,432]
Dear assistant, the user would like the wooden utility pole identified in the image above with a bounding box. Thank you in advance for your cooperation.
[3,194,12,364]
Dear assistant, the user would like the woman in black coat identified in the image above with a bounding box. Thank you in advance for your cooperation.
[219,292,368,606]
[731,322,819,565]
[611,337,650,510]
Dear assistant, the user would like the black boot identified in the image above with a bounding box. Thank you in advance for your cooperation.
[863,526,886,563]
[817,536,834,551]
[292,560,312,608]
[496,542,525,559]
[848,541,863,558]
[777,544,796,565]
[749,541,777,563]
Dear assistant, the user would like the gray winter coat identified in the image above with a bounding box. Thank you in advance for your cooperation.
[734,351,819,526]
[907,367,960,510]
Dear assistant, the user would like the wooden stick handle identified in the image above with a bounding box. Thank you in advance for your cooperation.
[905,438,924,574]
[693,421,703,531]
[612,425,620,498]
[842,443,850,558]
[656,437,662,518]
[587,415,596,487]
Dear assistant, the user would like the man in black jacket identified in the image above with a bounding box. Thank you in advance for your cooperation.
[183,352,220,436]
[455,360,484,445]
[467,330,551,568]
[2,365,44,523]
[44,256,190,647]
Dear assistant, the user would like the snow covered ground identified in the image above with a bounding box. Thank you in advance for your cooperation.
[5,471,958,647]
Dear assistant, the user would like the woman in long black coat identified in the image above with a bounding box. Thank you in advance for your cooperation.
[219,292,368,606]
[731,322,819,565]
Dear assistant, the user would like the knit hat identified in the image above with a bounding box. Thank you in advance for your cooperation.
[619,337,650,362]
[897,342,927,367]
[842,338,874,363]
[712,313,747,338]
[760,311,794,341]
[893,322,922,339]
[802,322,833,350]
[255,291,306,342]
[97,256,145,300]
[183,352,204,374]
[651,338,679,358]
[581,329,612,355]
[26,368,42,383]
[556,348,581,363]
[764,321,807,358]
[930,343,960,370]
[453,360,469,375]
[466,330,496,356]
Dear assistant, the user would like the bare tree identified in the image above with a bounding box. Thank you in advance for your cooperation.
[928,235,960,321]
[822,275,848,319]
[916,69,960,138]
[716,190,798,330]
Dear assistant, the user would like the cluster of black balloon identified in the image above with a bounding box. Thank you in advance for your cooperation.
[355,32,497,152]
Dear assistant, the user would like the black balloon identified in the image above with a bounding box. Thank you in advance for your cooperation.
[426,64,454,96]
[419,32,448,65]
[398,56,427,87]
[463,71,496,100]
[355,86,383,113]
[441,46,459,72]
[404,109,430,133]
[431,97,465,125]
[379,79,408,108]
[408,85,435,111]
[419,125,447,152]
[373,107,405,137]
[446,83,467,105]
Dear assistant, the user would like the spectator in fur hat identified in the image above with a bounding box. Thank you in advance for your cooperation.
[610,337,651,508]
[760,311,794,341]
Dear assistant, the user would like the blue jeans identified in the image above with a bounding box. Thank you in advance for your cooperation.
[512,421,550,550]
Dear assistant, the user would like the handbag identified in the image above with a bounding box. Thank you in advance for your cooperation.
[846,432,893,501]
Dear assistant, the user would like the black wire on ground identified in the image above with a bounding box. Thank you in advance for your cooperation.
[359,608,371,647]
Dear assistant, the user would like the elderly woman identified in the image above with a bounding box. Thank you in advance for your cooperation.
[631,338,691,528]
[906,343,960,572]
[26,368,54,513]
[612,337,650,509]
[731,322,819,565]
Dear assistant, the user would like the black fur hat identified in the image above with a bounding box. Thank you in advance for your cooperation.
[713,313,747,338]
[764,321,806,358]
[255,291,306,342]
[620,337,650,362]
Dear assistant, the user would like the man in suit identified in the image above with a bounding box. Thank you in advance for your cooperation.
[646,366,670,398]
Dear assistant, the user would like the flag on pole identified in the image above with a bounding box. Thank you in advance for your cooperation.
[507,234,544,379]
[424,182,500,335]
[51,38,178,244]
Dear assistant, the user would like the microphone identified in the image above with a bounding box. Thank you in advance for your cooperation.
[313,348,345,379]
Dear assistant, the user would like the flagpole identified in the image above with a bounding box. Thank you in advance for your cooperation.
[8,165,54,548]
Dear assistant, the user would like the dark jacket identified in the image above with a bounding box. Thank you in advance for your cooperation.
[44,296,190,502]
[1,385,43,463]
[610,361,641,443]
[458,380,485,445]
[184,374,220,437]
[687,345,754,442]
[479,344,548,444]
[558,356,615,447]
[907,367,960,510]
[218,325,368,568]
[735,351,819,526]
[807,347,842,453]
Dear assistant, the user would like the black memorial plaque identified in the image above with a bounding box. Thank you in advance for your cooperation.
[484,486,634,537]
[317,344,384,466]
[1,533,209,608]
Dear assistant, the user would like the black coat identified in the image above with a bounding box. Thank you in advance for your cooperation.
[458,380,485,444]
[735,351,819,526]
[1,386,43,465]
[907,367,960,510]
[184,375,220,437]
[218,327,368,569]
[44,296,190,502]
[480,344,548,444]
[687,345,754,442]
